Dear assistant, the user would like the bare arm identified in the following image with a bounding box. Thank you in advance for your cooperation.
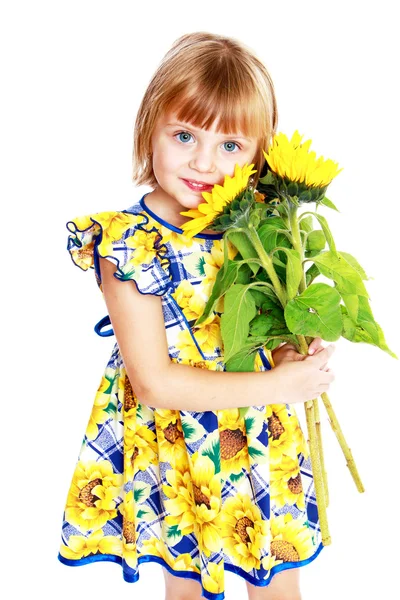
[99,257,335,411]
[99,257,284,410]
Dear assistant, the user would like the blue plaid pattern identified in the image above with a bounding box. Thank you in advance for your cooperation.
[58,193,323,598]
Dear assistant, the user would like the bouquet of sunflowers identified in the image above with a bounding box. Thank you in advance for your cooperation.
[179,131,398,545]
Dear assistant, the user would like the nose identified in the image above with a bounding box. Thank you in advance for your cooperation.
[188,145,216,173]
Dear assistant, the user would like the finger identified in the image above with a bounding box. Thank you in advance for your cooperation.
[309,343,335,365]
[320,369,335,383]
[308,337,323,355]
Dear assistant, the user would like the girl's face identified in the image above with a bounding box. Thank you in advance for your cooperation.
[150,108,259,213]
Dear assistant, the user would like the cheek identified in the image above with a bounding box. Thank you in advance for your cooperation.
[154,140,185,173]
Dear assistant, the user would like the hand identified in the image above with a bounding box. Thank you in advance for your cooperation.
[272,337,332,371]
[271,344,336,404]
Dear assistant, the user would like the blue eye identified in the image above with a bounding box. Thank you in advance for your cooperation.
[176,132,193,143]
[174,131,241,152]
[223,141,240,153]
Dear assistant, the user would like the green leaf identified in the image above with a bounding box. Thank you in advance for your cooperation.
[339,252,370,281]
[340,293,359,323]
[248,445,265,459]
[195,259,240,326]
[249,288,269,307]
[341,304,398,358]
[284,282,342,340]
[306,230,326,252]
[299,215,313,233]
[258,218,291,255]
[258,170,276,185]
[249,313,276,336]
[305,263,320,286]
[164,523,183,546]
[201,439,221,474]
[230,471,245,483]
[273,248,302,301]
[301,211,337,254]
[118,265,137,280]
[312,251,369,297]
[235,263,252,284]
[356,295,381,345]
[136,508,150,519]
[319,196,340,211]
[244,415,255,433]
[225,345,258,371]
[221,284,257,362]
[312,213,337,254]
[261,297,281,311]
[134,483,149,504]
[248,283,279,302]
[228,231,260,275]
[104,401,116,415]
[181,413,206,442]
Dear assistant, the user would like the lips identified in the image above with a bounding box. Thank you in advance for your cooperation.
[182,179,214,192]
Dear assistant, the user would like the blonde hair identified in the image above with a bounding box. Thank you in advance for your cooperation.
[132,32,278,188]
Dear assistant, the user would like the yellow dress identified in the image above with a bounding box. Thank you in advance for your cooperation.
[58,192,324,598]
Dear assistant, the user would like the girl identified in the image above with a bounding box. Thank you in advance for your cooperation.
[58,32,335,600]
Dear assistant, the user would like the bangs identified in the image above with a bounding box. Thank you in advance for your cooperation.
[165,78,271,141]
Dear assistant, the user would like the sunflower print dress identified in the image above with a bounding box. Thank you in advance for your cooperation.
[58,191,324,599]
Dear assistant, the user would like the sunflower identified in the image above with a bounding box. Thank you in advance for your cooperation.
[162,462,197,536]
[217,409,249,475]
[59,528,122,560]
[264,131,342,188]
[200,238,238,312]
[192,313,223,354]
[171,279,207,321]
[163,453,223,557]
[175,328,205,362]
[156,222,197,250]
[85,370,116,441]
[139,537,200,573]
[261,131,342,204]
[221,493,269,572]
[118,489,137,568]
[65,459,123,532]
[203,559,225,594]
[119,372,137,421]
[265,404,307,465]
[263,513,315,570]
[67,211,142,259]
[85,379,111,441]
[154,409,188,466]
[125,228,164,267]
[118,486,156,569]
[179,163,257,238]
[270,455,305,511]
[175,315,224,362]
[124,423,158,480]
[71,239,96,270]
[189,452,223,557]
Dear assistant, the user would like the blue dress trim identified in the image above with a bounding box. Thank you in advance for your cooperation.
[58,541,324,599]
[94,315,114,337]
[139,193,224,240]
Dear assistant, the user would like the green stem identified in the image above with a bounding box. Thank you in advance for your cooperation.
[287,201,307,294]
[287,199,330,543]
[244,225,288,308]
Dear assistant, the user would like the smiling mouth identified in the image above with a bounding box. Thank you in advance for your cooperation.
[182,179,214,191]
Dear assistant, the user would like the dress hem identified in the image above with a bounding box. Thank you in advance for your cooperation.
[58,541,324,600]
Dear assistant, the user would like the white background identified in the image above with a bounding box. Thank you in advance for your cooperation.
[2,0,399,598]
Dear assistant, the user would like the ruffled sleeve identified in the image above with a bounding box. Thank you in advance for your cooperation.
[66,210,175,296]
